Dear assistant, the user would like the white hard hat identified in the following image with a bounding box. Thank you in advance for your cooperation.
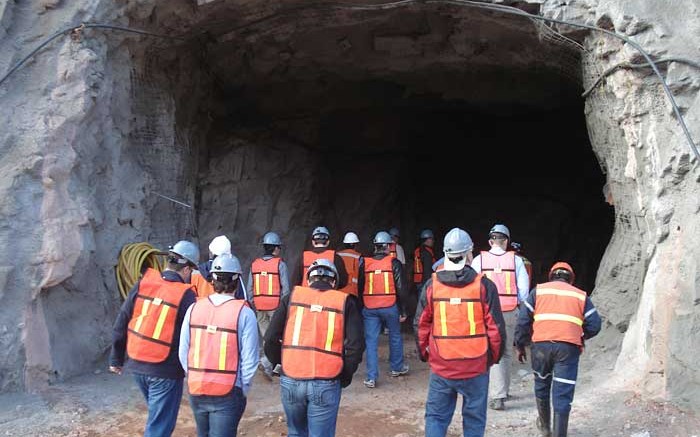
[443,228,473,255]
[169,240,200,266]
[263,232,283,246]
[489,224,511,239]
[211,253,243,276]
[373,231,392,244]
[343,232,360,244]
[209,235,231,256]
[306,258,338,280]
[312,226,330,237]
[420,229,434,239]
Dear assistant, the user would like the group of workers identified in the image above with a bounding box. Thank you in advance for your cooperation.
[109,223,602,437]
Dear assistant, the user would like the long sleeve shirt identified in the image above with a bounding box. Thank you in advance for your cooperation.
[110,270,196,380]
[471,247,530,303]
[514,284,602,348]
[264,282,365,388]
[358,254,407,316]
[178,293,259,396]
[395,244,406,265]
[246,256,291,309]
[415,266,506,379]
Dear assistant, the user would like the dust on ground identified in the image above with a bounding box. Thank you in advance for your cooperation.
[1,333,699,436]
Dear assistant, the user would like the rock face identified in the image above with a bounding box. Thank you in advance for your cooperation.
[0,0,698,411]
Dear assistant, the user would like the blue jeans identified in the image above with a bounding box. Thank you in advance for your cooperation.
[425,371,489,437]
[133,374,184,437]
[280,376,341,437]
[189,386,247,437]
[362,305,405,381]
[531,342,580,414]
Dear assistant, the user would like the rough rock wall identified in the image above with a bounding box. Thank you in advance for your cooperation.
[543,0,700,408]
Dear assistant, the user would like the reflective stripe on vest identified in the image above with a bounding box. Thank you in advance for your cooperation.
[532,281,586,346]
[431,273,488,360]
[127,268,190,363]
[414,246,435,283]
[389,242,397,259]
[282,286,348,379]
[364,256,396,309]
[190,271,214,299]
[337,249,360,297]
[187,297,244,396]
[252,257,282,311]
[480,251,518,312]
[302,250,335,287]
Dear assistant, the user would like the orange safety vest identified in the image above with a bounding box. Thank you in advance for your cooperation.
[187,297,245,396]
[414,246,435,284]
[337,249,361,297]
[431,273,488,360]
[282,286,348,379]
[191,271,214,299]
[251,257,282,311]
[532,281,586,346]
[480,251,518,312]
[389,242,397,259]
[517,254,534,288]
[302,250,335,287]
[127,268,190,363]
[363,256,397,309]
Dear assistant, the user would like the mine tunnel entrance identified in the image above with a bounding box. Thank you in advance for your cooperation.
[180,5,614,291]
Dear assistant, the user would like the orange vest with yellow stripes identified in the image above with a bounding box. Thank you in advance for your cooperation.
[480,251,518,312]
[414,246,435,283]
[282,286,348,379]
[302,250,335,287]
[127,268,190,363]
[337,249,361,297]
[251,257,282,311]
[431,273,488,360]
[187,297,245,396]
[190,271,214,299]
[532,281,586,346]
[363,256,397,309]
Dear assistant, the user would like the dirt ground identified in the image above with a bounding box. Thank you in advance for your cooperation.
[1,333,699,437]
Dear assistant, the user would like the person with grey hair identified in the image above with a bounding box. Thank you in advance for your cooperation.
[415,228,506,437]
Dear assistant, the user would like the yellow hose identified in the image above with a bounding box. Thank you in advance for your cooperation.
[116,242,166,300]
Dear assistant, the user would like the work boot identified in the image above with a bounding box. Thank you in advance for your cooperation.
[535,398,551,437]
[488,398,505,410]
[552,412,569,437]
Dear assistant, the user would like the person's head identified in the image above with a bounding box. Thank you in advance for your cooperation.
[389,227,400,243]
[442,228,474,271]
[342,232,360,250]
[420,229,434,248]
[167,240,200,283]
[373,231,392,255]
[311,226,330,248]
[511,241,522,254]
[306,258,338,288]
[488,224,510,250]
[549,262,575,284]
[210,253,243,294]
[208,235,231,260]
[262,232,282,256]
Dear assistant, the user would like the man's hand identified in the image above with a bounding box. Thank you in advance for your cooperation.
[516,347,527,363]
[109,366,122,375]
[399,314,407,323]
[418,347,428,362]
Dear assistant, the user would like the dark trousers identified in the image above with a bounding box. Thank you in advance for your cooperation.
[531,342,580,414]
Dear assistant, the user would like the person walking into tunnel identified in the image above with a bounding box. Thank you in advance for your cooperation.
[514,262,601,437]
[109,240,199,437]
[191,235,232,299]
[300,226,348,289]
[471,223,530,411]
[337,231,364,298]
[412,229,436,328]
[415,228,506,437]
[247,231,290,379]
[511,241,534,289]
[388,227,406,265]
[264,259,364,437]
[360,231,409,388]
[179,254,259,437]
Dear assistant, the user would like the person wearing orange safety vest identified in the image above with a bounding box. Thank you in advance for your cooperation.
[246,231,290,379]
[359,231,409,389]
[265,259,364,437]
[388,227,406,265]
[415,228,506,437]
[299,226,348,289]
[511,241,534,289]
[514,262,601,437]
[471,223,530,411]
[179,254,259,437]
[337,232,365,298]
[193,235,248,301]
[411,229,436,329]
[109,240,199,437]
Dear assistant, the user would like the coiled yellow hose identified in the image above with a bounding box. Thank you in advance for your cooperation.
[116,242,166,300]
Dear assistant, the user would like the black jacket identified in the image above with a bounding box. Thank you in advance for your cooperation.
[264,282,364,388]
[359,253,407,316]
